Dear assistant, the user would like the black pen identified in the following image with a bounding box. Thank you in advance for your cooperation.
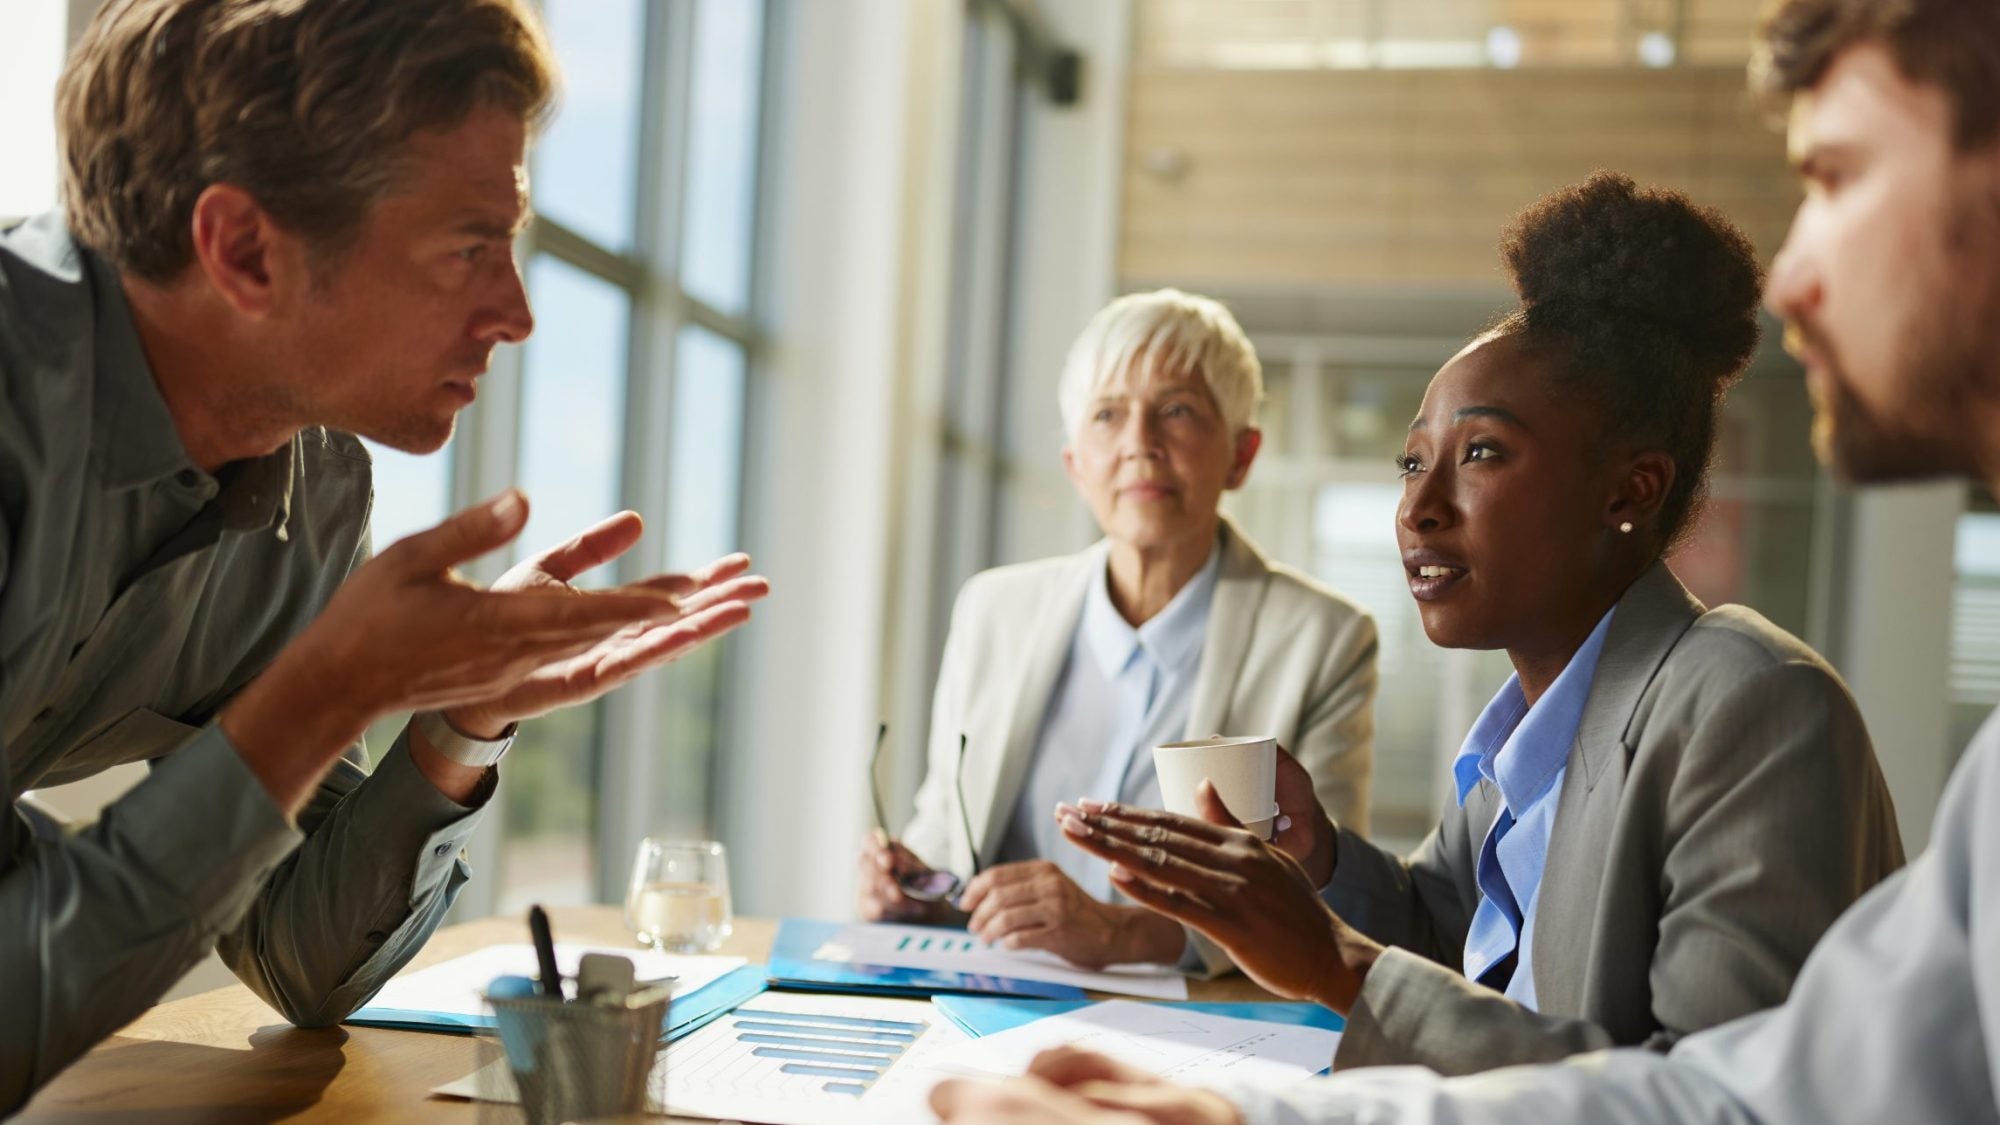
[528,904,562,1000]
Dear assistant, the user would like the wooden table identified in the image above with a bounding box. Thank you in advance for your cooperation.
[20,907,1275,1122]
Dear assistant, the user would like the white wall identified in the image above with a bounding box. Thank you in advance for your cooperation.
[721,0,1136,919]
[0,0,66,218]
[992,0,1134,565]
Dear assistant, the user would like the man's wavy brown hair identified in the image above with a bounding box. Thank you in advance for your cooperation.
[1754,0,2000,150]
[58,0,557,281]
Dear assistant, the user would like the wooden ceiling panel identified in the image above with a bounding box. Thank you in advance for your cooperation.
[1118,66,1800,288]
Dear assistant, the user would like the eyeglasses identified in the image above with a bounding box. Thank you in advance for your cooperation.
[869,724,981,902]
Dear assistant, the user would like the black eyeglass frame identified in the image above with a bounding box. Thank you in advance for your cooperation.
[869,724,981,902]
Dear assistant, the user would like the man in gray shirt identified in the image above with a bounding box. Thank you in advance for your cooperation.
[0,0,766,1110]
[932,0,2000,1121]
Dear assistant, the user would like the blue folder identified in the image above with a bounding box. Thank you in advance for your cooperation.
[931,995,1346,1038]
[346,961,769,1043]
[766,918,1089,999]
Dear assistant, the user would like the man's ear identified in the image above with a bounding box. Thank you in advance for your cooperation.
[186,183,292,316]
[1224,427,1263,490]
[1608,450,1676,534]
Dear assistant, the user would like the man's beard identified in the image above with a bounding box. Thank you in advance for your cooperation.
[1797,189,2000,485]
[1800,321,1983,484]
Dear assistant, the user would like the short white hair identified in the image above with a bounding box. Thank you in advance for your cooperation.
[1057,288,1263,438]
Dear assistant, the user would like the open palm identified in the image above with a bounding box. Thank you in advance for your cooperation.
[445,511,770,733]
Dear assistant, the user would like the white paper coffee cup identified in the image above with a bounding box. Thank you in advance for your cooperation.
[1152,735,1279,838]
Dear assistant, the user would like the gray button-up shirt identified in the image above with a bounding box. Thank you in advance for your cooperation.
[0,214,490,1111]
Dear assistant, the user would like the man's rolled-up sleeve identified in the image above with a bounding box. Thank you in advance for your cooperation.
[216,722,492,1027]
[0,725,301,1114]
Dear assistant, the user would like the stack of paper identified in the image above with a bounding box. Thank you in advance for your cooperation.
[350,943,745,1032]
[779,919,1189,1000]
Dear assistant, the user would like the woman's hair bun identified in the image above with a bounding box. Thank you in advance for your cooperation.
[1500,170,1763,385]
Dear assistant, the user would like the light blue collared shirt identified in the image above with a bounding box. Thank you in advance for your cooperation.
[1454,607,1617,1010]
[996,538,1223,900]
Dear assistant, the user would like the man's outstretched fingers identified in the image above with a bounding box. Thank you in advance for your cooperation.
[671,573,772,616]
[476,586,683,641]
[529,510,645,582]
[384,489,529,576]
[589,600,756,681]
[691,552,754,586]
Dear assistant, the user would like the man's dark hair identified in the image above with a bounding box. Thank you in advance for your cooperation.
[1754,0,2000,150]
[1492,172,1765,551]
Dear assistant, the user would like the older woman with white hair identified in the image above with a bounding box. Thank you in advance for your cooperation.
[857,289,1378,973]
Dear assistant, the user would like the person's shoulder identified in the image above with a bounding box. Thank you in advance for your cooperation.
[1257,556,1373,629]
[1641,603,1856,740]
[1670,602,1834,679]
[0,214,95,386]
[1223,522,1374,641]
[954,550,1090,618]
[285,429,375,555]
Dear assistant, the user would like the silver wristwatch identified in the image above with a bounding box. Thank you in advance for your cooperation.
[414,709,517,768]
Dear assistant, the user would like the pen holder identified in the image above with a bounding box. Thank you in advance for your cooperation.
[485,990,668,1125]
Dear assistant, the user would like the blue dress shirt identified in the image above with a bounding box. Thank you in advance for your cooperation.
[1454,607,1616,1010]
[995,539,1223,900]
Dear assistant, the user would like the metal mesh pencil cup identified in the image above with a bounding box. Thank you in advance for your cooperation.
[485,990,668,1125]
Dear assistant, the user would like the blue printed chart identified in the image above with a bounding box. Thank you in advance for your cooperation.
[658,992,968,1125]
[723,1005,922,1096]
[891,932,978,955]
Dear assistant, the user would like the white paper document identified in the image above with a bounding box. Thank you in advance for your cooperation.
[364,943,745,1020]
[659,992,967,1123]
[929,999,1340,1087]
[813,923,1190,1000]
[434,992,969,1125]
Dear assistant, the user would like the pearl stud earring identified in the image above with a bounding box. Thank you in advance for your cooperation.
[1618,521,1634,534]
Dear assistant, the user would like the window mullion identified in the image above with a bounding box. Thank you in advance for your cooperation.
[596,0,699,902]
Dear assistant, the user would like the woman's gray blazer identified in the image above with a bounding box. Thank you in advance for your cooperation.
[1325,562,1905,1075]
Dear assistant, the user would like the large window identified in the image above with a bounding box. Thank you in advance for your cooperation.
[502,255,633,909]
[356,0,771,913]
[479,0,770,909]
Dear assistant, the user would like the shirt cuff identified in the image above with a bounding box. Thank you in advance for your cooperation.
[350,725,493,892]
[110,723,302,924]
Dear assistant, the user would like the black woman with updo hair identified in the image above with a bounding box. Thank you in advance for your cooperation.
[1055,171,1906,1076]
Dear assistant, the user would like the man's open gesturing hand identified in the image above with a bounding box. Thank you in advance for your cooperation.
[223,491,763,812]
[441,509,770,737]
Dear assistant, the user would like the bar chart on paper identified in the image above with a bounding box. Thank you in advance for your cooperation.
[893,932,978,954]
[659,992,967,1125]
[714,1005,921,1095]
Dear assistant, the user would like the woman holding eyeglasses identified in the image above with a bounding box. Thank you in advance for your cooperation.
[856,288,1378,974]
[1041,174,1906,1084]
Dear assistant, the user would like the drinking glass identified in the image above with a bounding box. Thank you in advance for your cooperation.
[624,838,733,953]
